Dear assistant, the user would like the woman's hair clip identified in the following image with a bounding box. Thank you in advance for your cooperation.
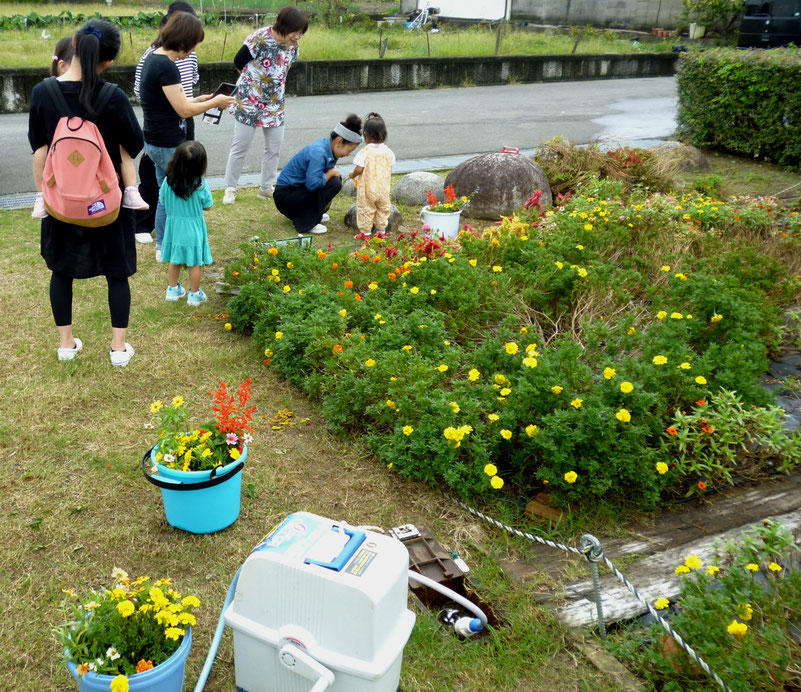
[81,26,103,41]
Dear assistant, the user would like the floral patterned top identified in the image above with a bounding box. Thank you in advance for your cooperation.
[229,26,298,128]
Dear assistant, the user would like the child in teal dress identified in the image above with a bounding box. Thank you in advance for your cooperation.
[160,141,213,306]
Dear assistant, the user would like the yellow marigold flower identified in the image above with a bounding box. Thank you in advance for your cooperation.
[264,348,273,358]
[603,367,616,379]
[620,381,634,394]
[110,588,127,600]
[401,345,413,351]
[229,447,241,460]
[768,562,782,572]
[710,313,723,323]
[577,268,588,278]
[520,327,529,334]
[468,368,481,381]
[365,359,376,368]
[525,424,539,437]
[165,627,185,641]
[727,620,748,637]
[679,362,691,370]
[116,600,135,618]
[436,364,449,373]
[674,565,691,575]
[488,413,500,422]
[469,259,477,267]
[492,265,503,273]
[494,374,508,385]
[484,463,497,476]
[500,429,512,440]
[684,554,703,569]
[616,409,631,423]
[656,462,669,475]
[443,340,451,346]
[570,398,583,409]
[695,376,707,385]
[281,285,291,294]
[338,309,347,318]
[564,471,578,484]
[657,311,667,320]
[150,400,164,414]
[268,247,278,256]
[652,355,667,365]
[387,462,393,470]
[627,326,636,335]
[525,343,539,355]
[505,342,518,355]
[706,565,720,576]
[450,401,460,413]
[402,425,414,436]
[675,272,688,281]
[522,357,538,368]
[490,475,504,489]
[171,395,185,409]
[409,286,420,295]
[368,281,378,291]
[737,603,753,621]
[110,675,129,692]
[654,597,670,610]
[275,331,283,339]
[551,385,563,394]
[500,387,511,396]
[386,400,396,410]
[661,265,670,272]
[555,261,564,269]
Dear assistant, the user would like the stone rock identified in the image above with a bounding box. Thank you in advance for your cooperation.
[524,499,563,523]
[341,177,357,197]
[392,171,445,206]
[653,141,710,172]
[344,204,403,232]
[444,153,553,220]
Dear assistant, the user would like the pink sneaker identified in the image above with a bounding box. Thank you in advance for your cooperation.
[32,192,47,219]
[122,187,149,211]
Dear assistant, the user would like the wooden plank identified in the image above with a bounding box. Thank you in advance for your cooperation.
[554,509,801,628]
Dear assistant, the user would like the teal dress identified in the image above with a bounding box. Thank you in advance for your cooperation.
[159,178,213,266]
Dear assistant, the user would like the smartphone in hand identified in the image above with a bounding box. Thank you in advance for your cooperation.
[203,83,237,125]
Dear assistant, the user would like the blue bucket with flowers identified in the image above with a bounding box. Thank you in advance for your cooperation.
[142,380,256,534]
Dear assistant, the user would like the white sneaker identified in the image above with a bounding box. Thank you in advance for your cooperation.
[257,186,274,200]
[155,247,162,263]
[32,192,48,219]
[135,232,154,244]
[110,342,134,368]
[321,213,330,222]
[310,224,328,234]
[223,187,237,204]
[122,186,150,210]
[57,337,83,362]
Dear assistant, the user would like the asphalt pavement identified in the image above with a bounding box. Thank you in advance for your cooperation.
[1,76,677,206]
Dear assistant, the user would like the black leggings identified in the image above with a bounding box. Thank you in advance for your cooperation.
[50,272,130,329]
[273,177,342,233]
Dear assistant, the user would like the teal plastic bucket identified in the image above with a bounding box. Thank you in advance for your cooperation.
[142,446,246,534]
[67,628,191,691]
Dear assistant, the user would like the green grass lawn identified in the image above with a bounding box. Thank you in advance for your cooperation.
[0,186,624,690]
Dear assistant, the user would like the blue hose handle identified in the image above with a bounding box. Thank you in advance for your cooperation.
[304,526,365,571]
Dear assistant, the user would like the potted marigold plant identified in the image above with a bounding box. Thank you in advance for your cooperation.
[142,379,256,533]
[58,568,199,692]
[420,184,473,239]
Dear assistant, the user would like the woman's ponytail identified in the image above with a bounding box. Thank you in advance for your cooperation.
[74,19,121,114]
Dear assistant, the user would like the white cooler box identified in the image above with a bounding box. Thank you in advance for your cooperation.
[224,512,416,692]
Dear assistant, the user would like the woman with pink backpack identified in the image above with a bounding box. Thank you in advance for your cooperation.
[28,18,144,367]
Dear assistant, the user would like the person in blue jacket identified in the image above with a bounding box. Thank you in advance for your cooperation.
[273,113,362,235]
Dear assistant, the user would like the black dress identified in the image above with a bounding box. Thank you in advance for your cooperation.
[28,79,144,279]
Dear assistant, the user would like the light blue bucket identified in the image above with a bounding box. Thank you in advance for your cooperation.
[67,628,191,691]
[142,446,246,534]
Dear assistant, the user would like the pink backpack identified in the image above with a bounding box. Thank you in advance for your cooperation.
[41,77,121,227]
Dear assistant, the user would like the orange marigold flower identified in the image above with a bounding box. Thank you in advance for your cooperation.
[666,427,678,436]
[268,247,278,256]
[263,358,271,366]
[331,262,338,269]
[136,659,155,673]
[332,344,343,354]
[317,250,328,259]
[695,399,706,406]
[697,481,707,490]
[232,270,239,277]
[701,424,713,433]
[373,256,381,263]
[354,293,363,301]
[388,272,397,281]
[344,280,354,289]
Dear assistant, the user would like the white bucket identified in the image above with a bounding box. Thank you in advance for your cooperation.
[420,206,462,239]
[688,22,705,39]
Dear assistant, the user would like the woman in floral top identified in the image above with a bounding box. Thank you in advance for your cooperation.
[222,6,308,205]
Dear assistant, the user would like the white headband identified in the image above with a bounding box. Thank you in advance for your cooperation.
[333,122,362,143]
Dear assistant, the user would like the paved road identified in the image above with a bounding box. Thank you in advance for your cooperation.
[1,76,676,197]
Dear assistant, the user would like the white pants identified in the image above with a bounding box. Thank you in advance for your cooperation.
[223,119,285,190]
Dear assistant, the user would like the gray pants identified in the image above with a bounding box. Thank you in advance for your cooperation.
[223,119,285,190]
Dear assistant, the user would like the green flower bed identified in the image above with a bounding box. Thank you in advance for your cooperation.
[225,181,801,508]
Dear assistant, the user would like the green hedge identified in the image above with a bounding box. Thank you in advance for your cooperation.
[677,48,801,169]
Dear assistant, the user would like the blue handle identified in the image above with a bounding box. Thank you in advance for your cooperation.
[305,526,365,571]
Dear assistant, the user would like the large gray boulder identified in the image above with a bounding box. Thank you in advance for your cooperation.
[341,177,357,197]
[392,171,445,206]
[444,153,553,220]
[652,141,711,172]
[344,204,403,232]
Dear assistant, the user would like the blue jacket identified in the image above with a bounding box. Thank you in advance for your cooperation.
[276,137,336,191]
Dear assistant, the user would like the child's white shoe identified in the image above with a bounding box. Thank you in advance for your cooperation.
[122,186,149,210]
[32,192,48,219]
[187,289,208,307]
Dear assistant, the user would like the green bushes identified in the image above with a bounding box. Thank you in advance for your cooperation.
[677,49,801,169]
[225,186,801,508]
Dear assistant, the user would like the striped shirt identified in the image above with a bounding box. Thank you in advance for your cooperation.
[134,46,198,100]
